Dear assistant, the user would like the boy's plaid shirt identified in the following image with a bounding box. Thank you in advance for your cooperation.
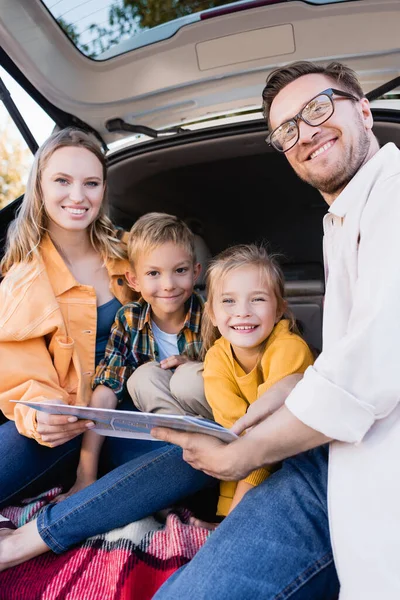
[92,292,204,398]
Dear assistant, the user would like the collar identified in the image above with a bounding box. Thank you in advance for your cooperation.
[138,299,152,331]
[40,235,78,296]
[40,234,129,297]
[137,292,203,333]
[183,292,203,333]
[329,143,400,219]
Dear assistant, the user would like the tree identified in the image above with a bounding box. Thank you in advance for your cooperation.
[58,17,92,57]
[59,0,234,58]
[0,118,32,209]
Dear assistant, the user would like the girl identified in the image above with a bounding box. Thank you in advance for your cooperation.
[193,243,314,526]
[0,128,211,570]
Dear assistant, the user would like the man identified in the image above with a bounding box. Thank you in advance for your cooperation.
[152,61,400,599]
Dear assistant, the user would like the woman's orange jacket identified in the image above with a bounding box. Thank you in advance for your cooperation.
[0,235,134,445]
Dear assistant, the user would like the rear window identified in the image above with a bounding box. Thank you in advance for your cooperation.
[40,0,350,61]
[40,0,247,60]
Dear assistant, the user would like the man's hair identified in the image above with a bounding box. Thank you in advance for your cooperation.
[127,212,196,265]
[262,61,364,126]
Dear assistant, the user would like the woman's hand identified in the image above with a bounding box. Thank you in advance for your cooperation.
[35,400,94,447]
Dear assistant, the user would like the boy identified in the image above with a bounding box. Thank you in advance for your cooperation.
[56,212,212,501]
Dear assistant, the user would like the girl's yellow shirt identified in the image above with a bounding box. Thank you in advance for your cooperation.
[203,319,315,515]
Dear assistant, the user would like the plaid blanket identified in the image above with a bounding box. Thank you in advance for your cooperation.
[0,488,211,600]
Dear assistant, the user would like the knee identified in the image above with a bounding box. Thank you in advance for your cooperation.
[127,362,161,398]
[170,362,204,401]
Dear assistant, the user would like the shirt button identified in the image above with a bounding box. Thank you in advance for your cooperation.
[117,278,124,286]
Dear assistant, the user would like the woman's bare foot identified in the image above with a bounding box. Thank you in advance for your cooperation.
[54,477,96,503]
[189,516,219,531]
[0,520,50,571]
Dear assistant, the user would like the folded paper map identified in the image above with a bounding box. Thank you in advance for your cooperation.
[11,400,238,443]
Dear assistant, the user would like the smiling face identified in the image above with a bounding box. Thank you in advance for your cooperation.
[127,241,201,330]
[210,264,280,366]
[269,73,377,203]
[41,146,105,236]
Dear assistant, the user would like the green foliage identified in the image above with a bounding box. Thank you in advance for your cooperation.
[58,17,94,57]
[0,119,32,209]
[58,0,235,58]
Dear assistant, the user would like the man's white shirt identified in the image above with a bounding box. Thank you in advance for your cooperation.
[285,143,400,599]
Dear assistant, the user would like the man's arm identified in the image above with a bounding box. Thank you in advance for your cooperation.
[151,405,330,481]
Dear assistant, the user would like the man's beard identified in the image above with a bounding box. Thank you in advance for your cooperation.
[297,116,371,196]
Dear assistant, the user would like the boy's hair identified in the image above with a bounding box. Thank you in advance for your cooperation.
[262,60,364,126]
[127,212,196,265]
[200,243,298,359]
[1,127,126,276]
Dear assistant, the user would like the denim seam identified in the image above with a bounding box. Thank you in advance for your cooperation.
[273,551,334,600]
[37,443,179,553]
[0,445,79,506]
[289,456,329,519]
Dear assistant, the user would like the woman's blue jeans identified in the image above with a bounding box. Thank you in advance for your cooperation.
[0,418,212,553]
[154,445,340,600]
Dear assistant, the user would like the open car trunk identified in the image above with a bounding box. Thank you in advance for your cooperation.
[103,115,400,353]
[1,113,400,354]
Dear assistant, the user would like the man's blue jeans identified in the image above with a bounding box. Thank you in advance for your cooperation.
[154,445,340,600]
[0,419,213,553]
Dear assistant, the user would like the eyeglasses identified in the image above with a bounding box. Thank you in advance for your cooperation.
[266,88,359,153]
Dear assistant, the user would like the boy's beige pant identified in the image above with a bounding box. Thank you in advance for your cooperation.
[127,361,214,420]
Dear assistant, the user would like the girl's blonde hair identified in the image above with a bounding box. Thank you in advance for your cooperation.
[200,243,298,359]
[1,127,126,275]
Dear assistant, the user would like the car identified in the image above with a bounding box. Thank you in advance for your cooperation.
[1,0,400,353]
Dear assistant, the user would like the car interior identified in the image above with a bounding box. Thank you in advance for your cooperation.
[1,0,399,363]
[1,118,400,359]
[100,118,400,355]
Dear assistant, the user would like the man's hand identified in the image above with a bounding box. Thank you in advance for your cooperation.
[160,355,190,370]
[152,405,330,480]
[35,400,94,447]
[232,373,303,435]
[151,428,251,480]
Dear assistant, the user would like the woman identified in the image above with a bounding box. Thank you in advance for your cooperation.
[0,128,211,570]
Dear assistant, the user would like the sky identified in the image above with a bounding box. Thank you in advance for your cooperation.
[0,65,55,148]
[0,0,116,151]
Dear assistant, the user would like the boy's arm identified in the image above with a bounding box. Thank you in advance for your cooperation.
[76,386,118,482]
[92,307,136,398]
[55,386,118,502]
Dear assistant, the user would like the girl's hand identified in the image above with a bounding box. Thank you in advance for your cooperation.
[231,373,303,436]
[35,400,95,446]
[160,355,190,370]
[230,401,273,436]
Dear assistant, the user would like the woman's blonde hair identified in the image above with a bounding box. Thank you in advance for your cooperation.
[200,243,298,359]
[1,127,126,275]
